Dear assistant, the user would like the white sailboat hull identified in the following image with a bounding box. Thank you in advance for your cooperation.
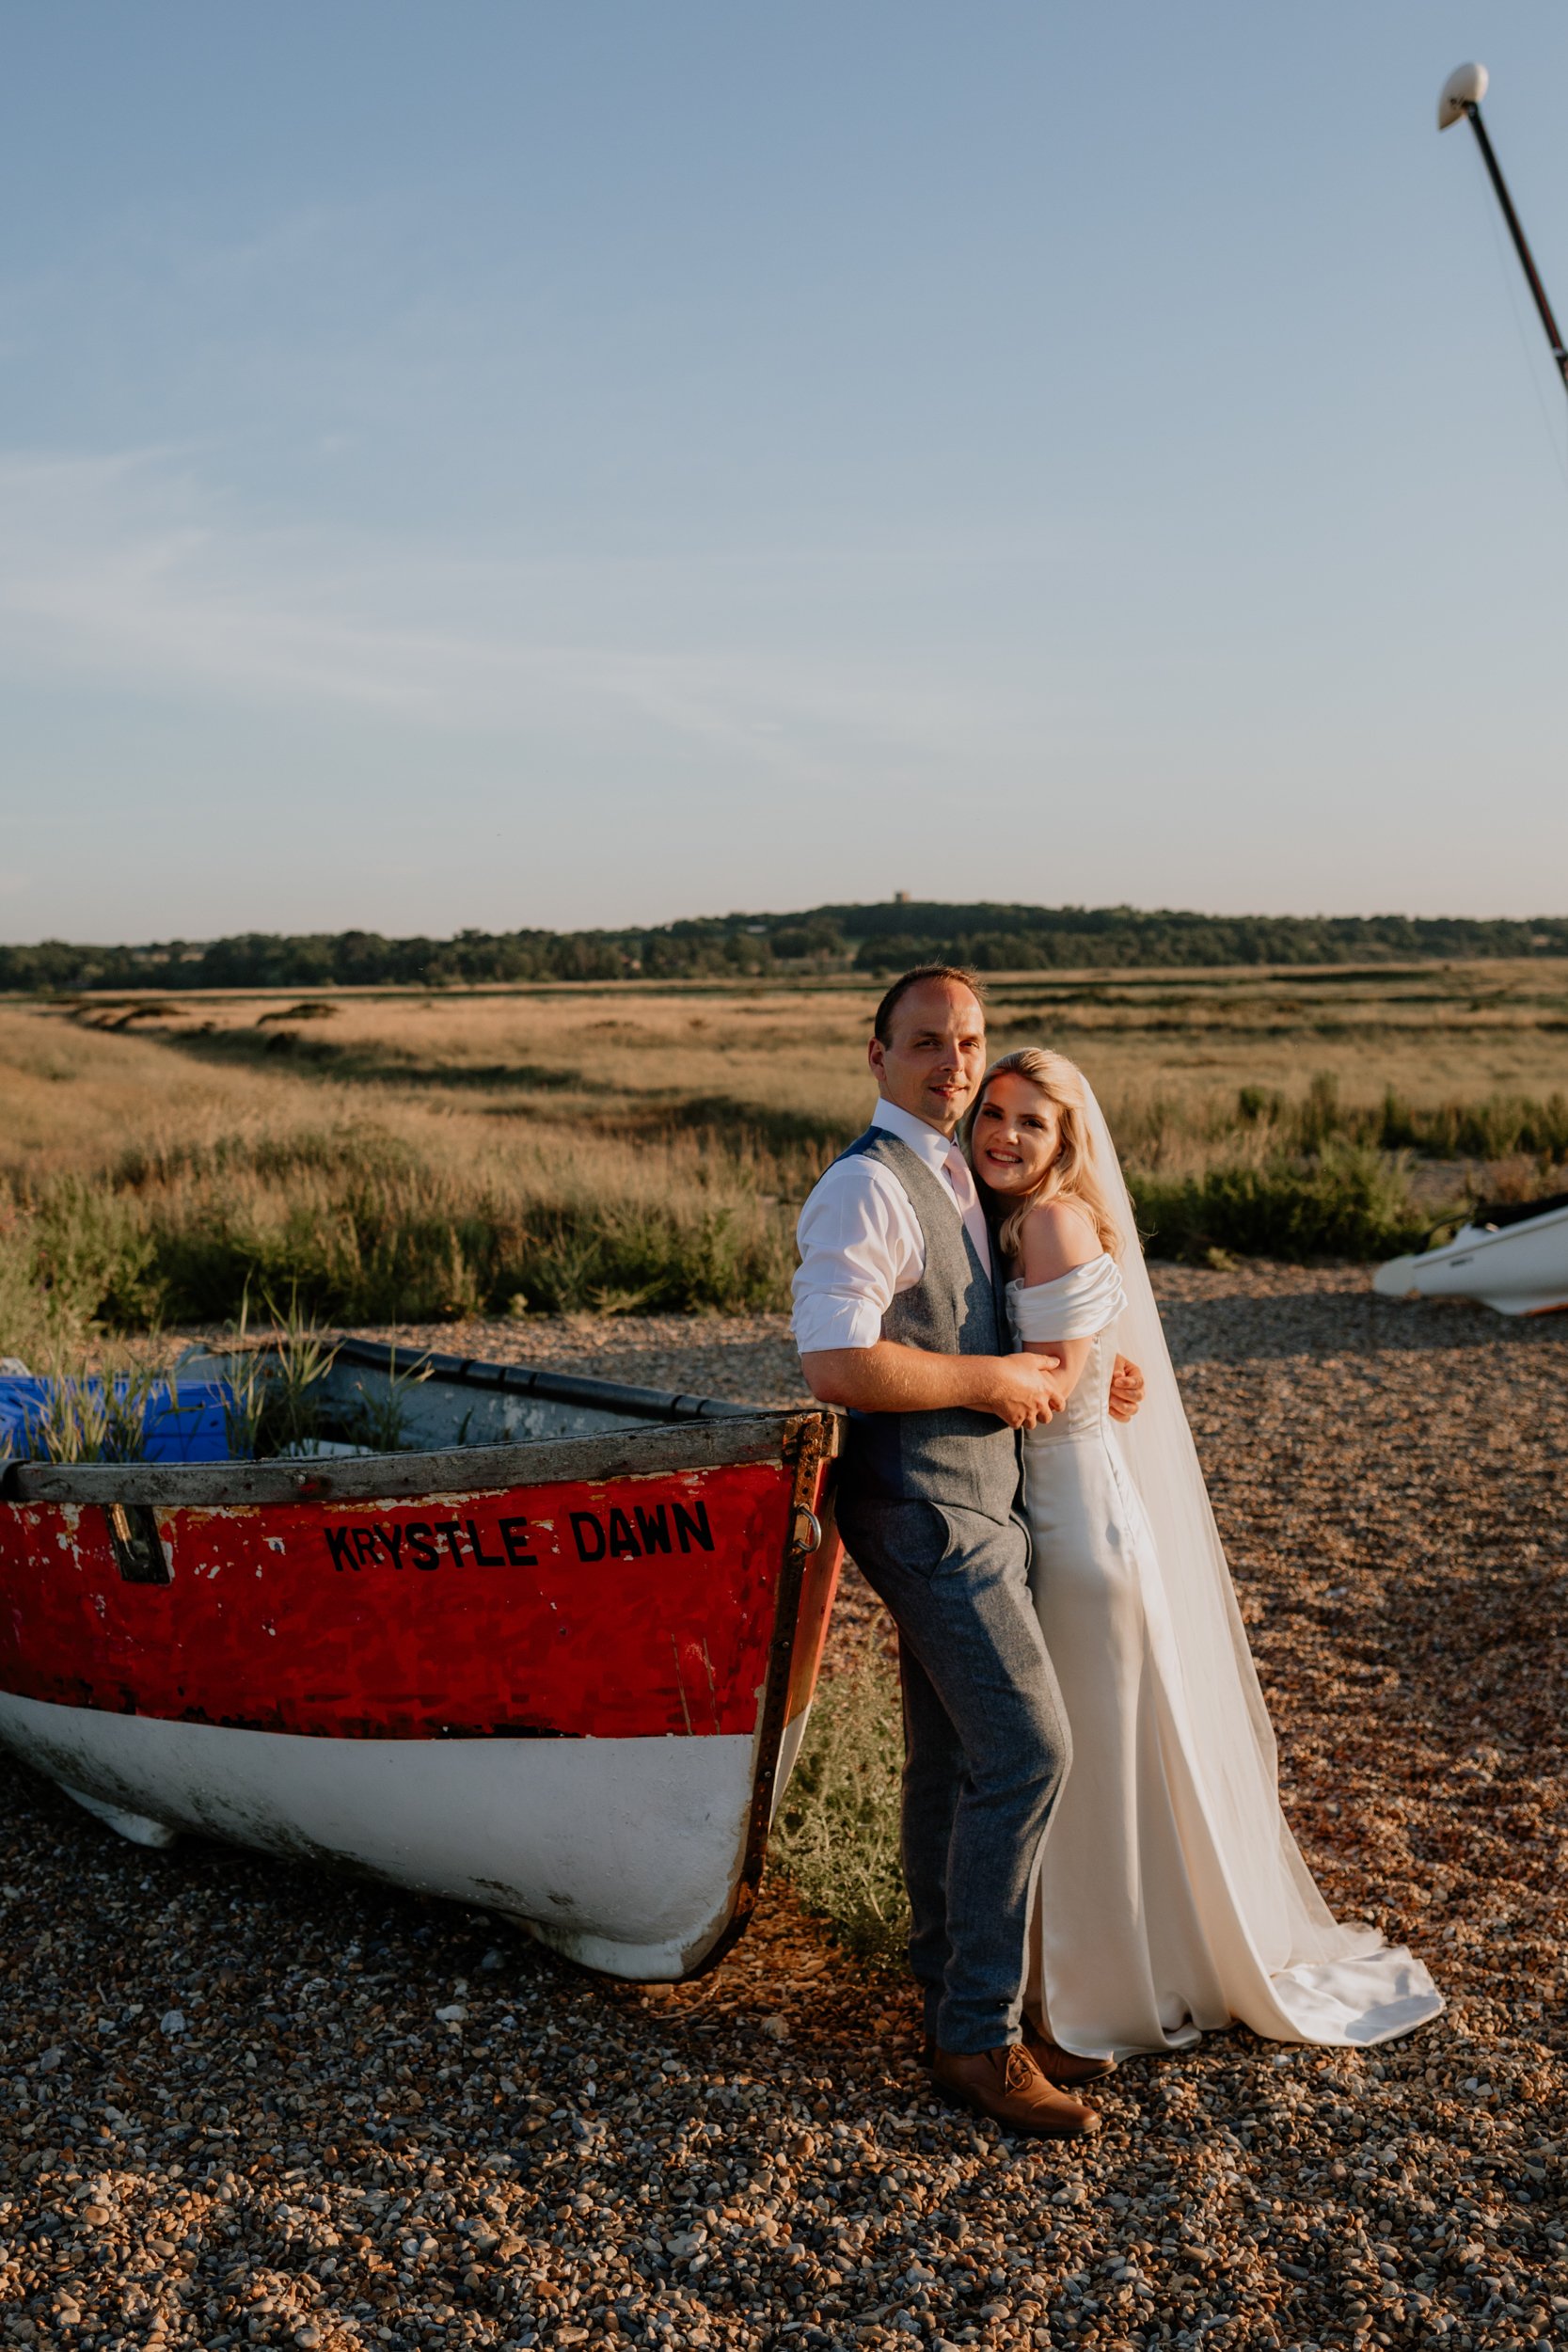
[1373,1200,1568,1316]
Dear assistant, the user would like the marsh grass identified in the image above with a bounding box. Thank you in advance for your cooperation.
[3,968,1567,1343]
[0,1179,160,1364]
[133,1145,794,1325]
[770,1661,909,1967]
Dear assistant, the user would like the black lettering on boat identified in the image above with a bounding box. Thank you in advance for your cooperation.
[466,1518,505,1567]
[570,1511,606,1561]
[377,1524,404,1567]
[325,1527,356,1572]
[673,1500,714,1553]
[634,1503,672,1554]
[606,1507,641,1558]
[434,1518,466,1565]
[350,1529,379,1568]
[406,1521,438,1569]
[498,1516,538,1566]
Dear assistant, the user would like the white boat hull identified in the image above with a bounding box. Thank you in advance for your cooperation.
[0,1688,812,1979]
[1373,1200,1568,1317]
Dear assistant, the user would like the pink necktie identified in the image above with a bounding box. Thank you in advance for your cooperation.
[943,1146,992,1278]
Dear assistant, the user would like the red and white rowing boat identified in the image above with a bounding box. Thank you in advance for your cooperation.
[0,1343,843,1981]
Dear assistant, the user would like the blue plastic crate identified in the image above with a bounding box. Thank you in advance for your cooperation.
[0,1377,236,1465]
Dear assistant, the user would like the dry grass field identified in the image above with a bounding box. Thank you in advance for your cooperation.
[4,961,1568,1360]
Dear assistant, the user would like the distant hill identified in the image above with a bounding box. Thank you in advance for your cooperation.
[4,903,1567,993]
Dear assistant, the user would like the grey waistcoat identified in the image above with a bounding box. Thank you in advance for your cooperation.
[832,1128,1022,1524]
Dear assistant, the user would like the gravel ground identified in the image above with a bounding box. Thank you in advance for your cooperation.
[3,1268,1565,2351]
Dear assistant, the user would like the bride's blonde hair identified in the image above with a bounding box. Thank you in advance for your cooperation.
[963,1049,1121,1263]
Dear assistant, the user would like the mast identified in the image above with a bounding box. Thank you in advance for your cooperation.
[1438,62,1568,402]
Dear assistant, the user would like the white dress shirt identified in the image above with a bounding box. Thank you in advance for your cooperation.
[791,1099,993,1356]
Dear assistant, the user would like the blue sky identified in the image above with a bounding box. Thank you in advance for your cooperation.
[3,5,1565,943]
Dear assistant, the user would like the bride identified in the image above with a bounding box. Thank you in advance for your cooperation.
[964,1048,1444,2058]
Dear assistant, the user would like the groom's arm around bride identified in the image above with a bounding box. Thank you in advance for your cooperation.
[802,1316,1065,1427]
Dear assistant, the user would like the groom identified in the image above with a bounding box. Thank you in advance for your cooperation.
[794,965,1143,2137]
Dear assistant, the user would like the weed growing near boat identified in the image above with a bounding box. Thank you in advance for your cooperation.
[221,1291,341,1459]
[771,1660,908,1969]
[220,1298,434,1456]
[339,1343,431,1454]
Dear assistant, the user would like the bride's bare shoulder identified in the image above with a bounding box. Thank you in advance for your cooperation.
[1018,1199,1100,1285]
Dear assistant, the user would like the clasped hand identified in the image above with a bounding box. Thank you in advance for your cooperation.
[986,1350,1146,1430]
[985,1354,1068,1429]
[1107,1352,1144,1422]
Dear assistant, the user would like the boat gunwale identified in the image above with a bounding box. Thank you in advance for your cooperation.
[0,1406,835,1509]
[1430,1200,1568,1259]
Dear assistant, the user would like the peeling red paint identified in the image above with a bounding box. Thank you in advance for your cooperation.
[0,1462,798,1741]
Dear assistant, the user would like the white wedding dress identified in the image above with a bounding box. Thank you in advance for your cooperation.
[1009,1103,1444,2056]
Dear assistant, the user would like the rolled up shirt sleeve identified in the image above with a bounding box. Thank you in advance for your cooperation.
[791,1159,919,1355]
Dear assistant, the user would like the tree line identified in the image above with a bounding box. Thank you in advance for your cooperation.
[4,903,1566,993]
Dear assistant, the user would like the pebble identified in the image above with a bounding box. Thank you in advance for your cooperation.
[1,1265,1561,2349]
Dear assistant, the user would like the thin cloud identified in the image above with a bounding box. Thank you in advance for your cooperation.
[0,446,1042,788]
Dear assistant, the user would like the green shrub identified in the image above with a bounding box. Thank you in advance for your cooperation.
[1131,1145,1438,1264]
[0,1184,158,1360]
[511,1201,793,1318]
[139,1184,793,1327]
[144,1186,490,1327]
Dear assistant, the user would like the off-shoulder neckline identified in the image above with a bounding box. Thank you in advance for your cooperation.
[1006,1253,1114,1291]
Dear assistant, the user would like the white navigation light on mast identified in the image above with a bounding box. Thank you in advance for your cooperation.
[1438,60,1568,402]
[1437,62,1488,131]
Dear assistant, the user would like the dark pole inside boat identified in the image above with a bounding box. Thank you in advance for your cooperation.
[1439,61,1568,401]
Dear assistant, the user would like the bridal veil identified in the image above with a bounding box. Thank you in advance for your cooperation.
[1074,1078,1443,2045]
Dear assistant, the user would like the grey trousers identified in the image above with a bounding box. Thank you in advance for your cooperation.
[836,1493,1070,2057]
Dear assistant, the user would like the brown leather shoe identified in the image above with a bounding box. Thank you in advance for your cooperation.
[922,2028,1116,2089]
[930,2042,1099,2138]
[1021,2021,1117,2087]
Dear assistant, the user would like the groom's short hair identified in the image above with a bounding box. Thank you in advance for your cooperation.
[873,964,986,1045]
